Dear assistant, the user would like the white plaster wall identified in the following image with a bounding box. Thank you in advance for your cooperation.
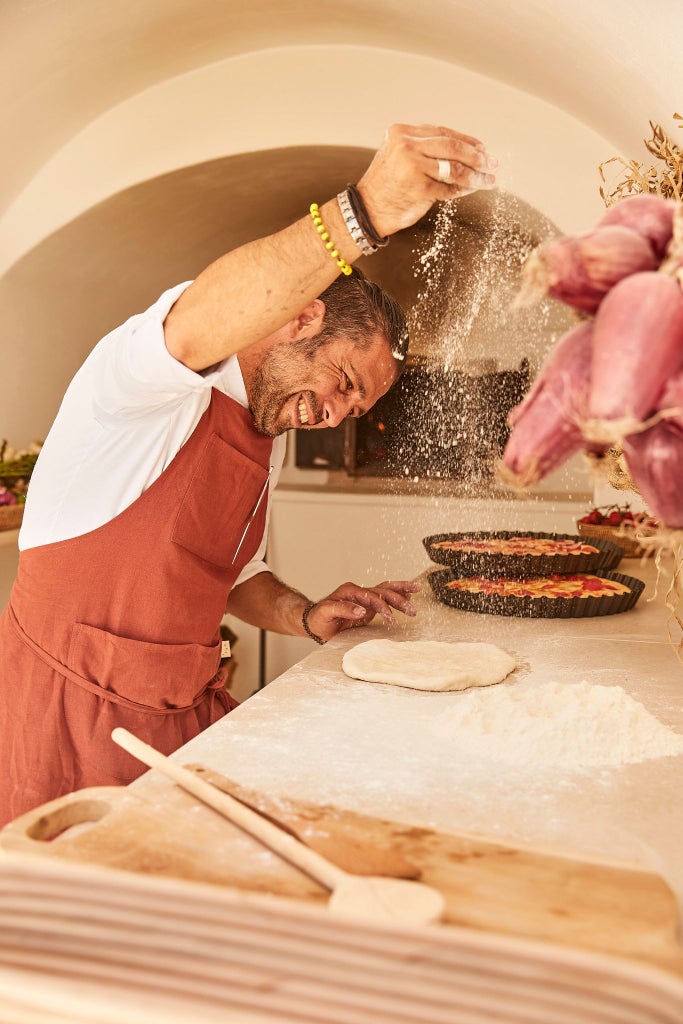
[0,45,614,276]
[1,1,681,224]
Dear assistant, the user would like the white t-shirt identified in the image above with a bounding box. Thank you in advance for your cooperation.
[20,282,286,588]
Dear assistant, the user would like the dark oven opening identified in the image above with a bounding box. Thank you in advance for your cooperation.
[295,359,530,480]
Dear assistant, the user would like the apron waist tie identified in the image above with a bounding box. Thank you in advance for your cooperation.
[7,603,227,717]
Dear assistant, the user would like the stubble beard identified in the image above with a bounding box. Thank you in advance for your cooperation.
[248,340,323,437]
[249,370,289,436]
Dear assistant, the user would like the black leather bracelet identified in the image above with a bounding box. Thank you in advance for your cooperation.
[347,183,390,249]
[302,601,326,645]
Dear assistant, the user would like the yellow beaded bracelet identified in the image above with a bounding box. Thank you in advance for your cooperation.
[309,203,353,276]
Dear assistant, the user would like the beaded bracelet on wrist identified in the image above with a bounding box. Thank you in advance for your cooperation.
[309,203,353,276]
[302,601,326,645]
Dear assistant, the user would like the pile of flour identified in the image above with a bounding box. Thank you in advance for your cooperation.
[434,679,683,770]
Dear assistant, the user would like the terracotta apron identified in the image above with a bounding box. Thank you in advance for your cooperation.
[0,388,273,824]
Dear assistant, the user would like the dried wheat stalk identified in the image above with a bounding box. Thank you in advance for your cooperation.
[599,113,683,207]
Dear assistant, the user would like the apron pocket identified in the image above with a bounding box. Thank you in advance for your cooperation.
[172,431,269,568]
[68,622,222,709]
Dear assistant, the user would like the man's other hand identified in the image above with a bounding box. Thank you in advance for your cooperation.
[305,580,421,642]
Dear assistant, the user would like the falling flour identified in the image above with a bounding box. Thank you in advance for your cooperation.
[434,679,683,770]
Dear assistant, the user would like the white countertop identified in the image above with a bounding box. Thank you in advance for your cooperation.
[134,555,683,911]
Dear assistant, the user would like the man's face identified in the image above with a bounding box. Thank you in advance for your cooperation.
[247,332,398,437]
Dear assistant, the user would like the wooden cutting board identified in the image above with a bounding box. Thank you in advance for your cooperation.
[2,765,682,978]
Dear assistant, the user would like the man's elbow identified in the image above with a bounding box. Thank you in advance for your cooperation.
[163,297,206,371]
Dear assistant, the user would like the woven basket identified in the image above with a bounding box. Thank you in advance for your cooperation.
[0,503,23,532]
[577,521,645,558]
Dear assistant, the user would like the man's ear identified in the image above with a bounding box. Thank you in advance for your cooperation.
[292,299,326,339]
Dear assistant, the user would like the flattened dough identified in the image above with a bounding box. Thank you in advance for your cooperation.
[341,639,516,692]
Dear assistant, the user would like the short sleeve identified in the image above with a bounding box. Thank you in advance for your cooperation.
[89,282,210,417]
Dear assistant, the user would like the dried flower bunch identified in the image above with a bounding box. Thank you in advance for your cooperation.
[0,439,42,508]
[599,114,683,207]
[501,115,683,529]
[596,117,683,498]
[601,445,639,493]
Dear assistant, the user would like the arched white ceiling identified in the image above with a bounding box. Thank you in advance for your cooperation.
[3,0,678,463]
[0,43,619,274]
[2,0,681,226]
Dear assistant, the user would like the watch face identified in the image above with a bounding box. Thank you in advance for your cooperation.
[423,531,624,577]
[428,569,645,619]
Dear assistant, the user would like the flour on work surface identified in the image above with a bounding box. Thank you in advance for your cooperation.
[342,639,516,692]
[435,679,683,769]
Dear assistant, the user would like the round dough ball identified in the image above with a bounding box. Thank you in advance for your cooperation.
[341,639,516,692]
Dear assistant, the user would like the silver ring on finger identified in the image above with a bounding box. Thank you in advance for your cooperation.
[436,158,451,183]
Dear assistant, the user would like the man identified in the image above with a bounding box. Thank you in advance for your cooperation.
[0,123,497,823]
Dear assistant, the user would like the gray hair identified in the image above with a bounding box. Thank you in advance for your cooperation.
[313,267,409,370]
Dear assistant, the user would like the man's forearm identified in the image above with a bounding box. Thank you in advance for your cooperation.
[226,571,422,645]
[162,126,496,372]
[226,571,309,637]
[164,203,358,371]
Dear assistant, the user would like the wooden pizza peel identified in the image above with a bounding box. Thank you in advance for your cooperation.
[2,760,682,978]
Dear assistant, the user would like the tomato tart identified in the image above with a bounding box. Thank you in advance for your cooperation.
[423,531,623,577]
[428,568,644,618]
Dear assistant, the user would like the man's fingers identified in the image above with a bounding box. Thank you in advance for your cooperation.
[400,131,498,199]
[327,589,394,623]
[352,591,395,622]
[303,599,369,643]
[418,153,497,190]
[323,598,370,618]
[308,579,421,641]
[371,587,417,618]
[381,580,422,594]
[359,121,498,237]
[332,583,418,619]
[394,124,497,175]
[422,139,497,176]
[391,123,487,152]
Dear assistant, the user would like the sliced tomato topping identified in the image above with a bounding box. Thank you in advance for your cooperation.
[434,537,599,556]
[446,573,630,599]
